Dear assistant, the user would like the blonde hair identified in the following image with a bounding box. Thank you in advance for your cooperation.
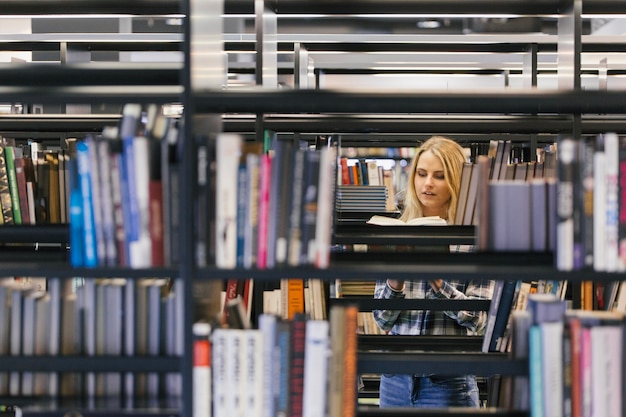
[400,136,466,224]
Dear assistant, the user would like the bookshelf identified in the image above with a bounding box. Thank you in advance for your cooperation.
[0,0,625,416]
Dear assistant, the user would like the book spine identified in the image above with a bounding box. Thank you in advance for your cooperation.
[14,156,30,225]
[193,323,212,417]
[76,140,98,268]
[256,153,272,269]
[0,146,14,224]
[129,135,152,268]
[4,147,22,224]
[302,320,330,417]
[215,133,243,269]
[314,147,337,269]
[556,137,576,271]
[604,132,620,271]
[288,314,307,417]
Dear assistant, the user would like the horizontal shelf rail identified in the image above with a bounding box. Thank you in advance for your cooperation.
[193,89,626,115]
[0,86,182,104]
[0,263,179,279]
[357,351,527,375]
[0,64,181,87]
[193,262,626,283]
[331,298,492,312]
[0,356,181,372]
[0,0,181,15]
[333,224,476,246]
[356,407,528,417]
[357,335,484,352]
[4,113,626,135]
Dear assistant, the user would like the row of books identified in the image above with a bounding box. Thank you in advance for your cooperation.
[215,132,337,269]
[193,305,359,417]
[69,104,177,268]
[511,294,625,417]
[0,277,181,399]
[0,138,68,225]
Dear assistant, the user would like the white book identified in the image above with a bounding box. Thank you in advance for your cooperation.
[604,132,620,271]
[540,321,563,417]
[9,287,22,395]
[129,135,152,268]
[216,133,243,269]
[257,314,277,417]
[302,320,330,417]
[556,138,576,271]
[193,322,212,417]
[245,330,264,417]
[314,147,337,268]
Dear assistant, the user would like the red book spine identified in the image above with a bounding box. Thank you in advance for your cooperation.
[148,180,164,266]
[256,154,272,269]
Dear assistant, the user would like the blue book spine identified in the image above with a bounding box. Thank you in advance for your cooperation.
[122,136,139,242]
[236,163,247,267]
[489,280,517,352]
[69,188,84,267]
[76,140,98,267]
[529,325,544,417]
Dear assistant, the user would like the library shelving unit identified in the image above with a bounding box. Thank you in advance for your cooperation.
[188,1,626,417]
[1,0,626,417]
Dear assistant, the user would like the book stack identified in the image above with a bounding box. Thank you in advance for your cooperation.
[335,185,388,213]
[68,103,174,268]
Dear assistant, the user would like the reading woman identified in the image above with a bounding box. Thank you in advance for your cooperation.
[373,136,494,408]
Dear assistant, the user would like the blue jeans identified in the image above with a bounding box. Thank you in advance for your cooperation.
[379,374,480,408]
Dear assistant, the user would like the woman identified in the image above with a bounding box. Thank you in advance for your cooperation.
[373,136,494,408]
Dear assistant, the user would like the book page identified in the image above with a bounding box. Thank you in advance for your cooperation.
[366,215,446,226]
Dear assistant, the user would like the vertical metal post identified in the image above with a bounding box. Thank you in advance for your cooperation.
[255,0,278,143]
[60,42,91,114]
[523,43,538,161]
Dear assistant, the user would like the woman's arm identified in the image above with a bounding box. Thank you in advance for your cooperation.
[372,279,405,332]
[430,279,495,334]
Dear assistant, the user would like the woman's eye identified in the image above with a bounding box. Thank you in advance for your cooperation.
[417,172,427,177]
[434,174,445,180]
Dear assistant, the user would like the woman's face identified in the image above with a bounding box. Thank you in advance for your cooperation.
[413,150,451,218]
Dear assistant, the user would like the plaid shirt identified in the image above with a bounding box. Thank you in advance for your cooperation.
[373,246,494,336]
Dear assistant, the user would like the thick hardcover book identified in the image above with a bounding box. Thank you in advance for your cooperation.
[488,280,518,352]
[192,322,212,417]
[147,113,168,267]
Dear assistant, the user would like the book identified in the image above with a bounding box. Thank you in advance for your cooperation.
[604,132,620,271]
[314,146,337,269]
[0,144,14,224]
[288,314,307,417]
[454,161,473,225]
[12,150,30,225]
[4,146,22,224]
[215,133,243,269]
[256,153,272,269]
[302,319,330,417]
[366,214,446,226]
[192,322,212,417]
[556,137,576,271]
[483,280,517,352]
[76,139,98,267]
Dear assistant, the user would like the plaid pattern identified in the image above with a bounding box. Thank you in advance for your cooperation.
[373,245,494,336]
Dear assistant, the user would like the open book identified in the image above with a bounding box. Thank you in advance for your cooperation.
[366,215,447,226]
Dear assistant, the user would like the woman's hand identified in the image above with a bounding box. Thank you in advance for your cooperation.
[429,279,443,292]
[387,279,404,291]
